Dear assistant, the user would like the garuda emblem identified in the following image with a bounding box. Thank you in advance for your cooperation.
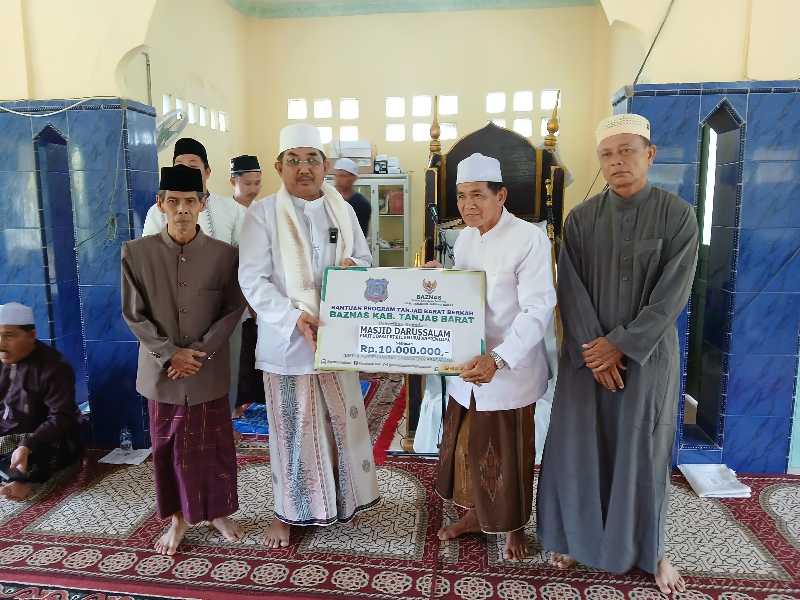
[364,278,389,302]
[422,279,437,294]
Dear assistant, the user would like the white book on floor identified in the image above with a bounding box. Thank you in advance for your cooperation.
[98,448,152,465]
[678,463,751,498]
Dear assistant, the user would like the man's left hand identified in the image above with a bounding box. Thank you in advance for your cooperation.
[460,355,498,385]
[340,258,357,267]
[166,366,189,380]
[582,337,624,373]
[10,446,31,474]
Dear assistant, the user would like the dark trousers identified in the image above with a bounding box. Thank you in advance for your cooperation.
[236,318,265,407]
[0,433,82,484]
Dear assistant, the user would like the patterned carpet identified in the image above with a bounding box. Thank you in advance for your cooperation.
[0,451,799,600]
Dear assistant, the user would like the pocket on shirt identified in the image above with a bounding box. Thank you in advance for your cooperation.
[635,238,663,253]
[634,238,663,281]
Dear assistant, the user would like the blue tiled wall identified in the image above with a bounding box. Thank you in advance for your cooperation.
[0,98,159,448]
[613,81,800,473]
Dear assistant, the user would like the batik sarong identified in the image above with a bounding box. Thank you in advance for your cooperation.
[264,372,380,526]
[436,395,535,534]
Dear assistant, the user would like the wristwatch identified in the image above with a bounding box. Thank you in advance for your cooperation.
[489,351,507,370]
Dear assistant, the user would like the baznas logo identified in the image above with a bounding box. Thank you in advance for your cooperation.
[364,278,389,302]
[422,279,437,294]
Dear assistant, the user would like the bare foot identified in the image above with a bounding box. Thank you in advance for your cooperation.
[154,513,189,556]
[0,482,33,501]
[550,552,577,569]
[264,516,290,549]
[504,529,528,560]
[655,558,686,594]
[232,430,243,446]
[437,508,482,541]
[211,516,243,542]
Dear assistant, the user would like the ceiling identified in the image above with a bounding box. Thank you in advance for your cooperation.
[226,0,597,19]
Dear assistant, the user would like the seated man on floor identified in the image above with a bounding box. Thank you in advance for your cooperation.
[0,302,82,501]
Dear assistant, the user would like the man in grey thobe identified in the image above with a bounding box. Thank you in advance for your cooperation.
[537,114,699,594]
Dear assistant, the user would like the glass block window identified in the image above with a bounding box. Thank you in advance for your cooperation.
[340,98,359,120]
[385,97,405,118]
[439,95,458,116]
[412,122,431,142]
[541,89,561,110]
[314,98,332,119]
[412,95,432,117]
[513,90,534,112]
[440,122,458,140]
[287,98,307,120]
[513,118,533,137]
[318,126,333,144]
[486,92,506,114]
[339,125,359,141]
[385,123,405,142]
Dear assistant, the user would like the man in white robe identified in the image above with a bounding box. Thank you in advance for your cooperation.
[430,153,556,560]
[238,124,380,548]
[141,138,245,246]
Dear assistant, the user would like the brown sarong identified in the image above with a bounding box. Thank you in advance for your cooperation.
[435,395,535,534]
[148,395,238,524]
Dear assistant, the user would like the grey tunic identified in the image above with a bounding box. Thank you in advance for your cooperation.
[536,183,699,574]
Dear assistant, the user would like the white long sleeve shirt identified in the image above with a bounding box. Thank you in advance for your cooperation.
[141,192,246,246]
[238,192,372,374]
[448,208,556,411]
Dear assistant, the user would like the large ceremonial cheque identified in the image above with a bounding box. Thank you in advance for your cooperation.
[315,267,485,375]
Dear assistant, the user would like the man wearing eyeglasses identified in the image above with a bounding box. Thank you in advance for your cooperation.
[238,124,379,549]
[141,138,245,246]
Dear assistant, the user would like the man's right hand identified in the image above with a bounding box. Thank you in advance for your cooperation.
[168,348,207,378]
[297,312,320,351]
[592,362,625,392]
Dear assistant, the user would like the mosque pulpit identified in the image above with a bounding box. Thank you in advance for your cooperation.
[402,103,566,452]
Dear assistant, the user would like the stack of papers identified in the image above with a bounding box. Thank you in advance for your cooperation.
[99,448,152,465]
[678,463,751,498]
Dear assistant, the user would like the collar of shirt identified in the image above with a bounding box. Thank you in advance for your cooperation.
[291,194,326,212]
[608,182,652,209]
[477,207,512,243]
[158,226,210,252]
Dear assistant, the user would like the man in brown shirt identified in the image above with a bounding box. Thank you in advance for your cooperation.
[122,164,245,555]
[0,303,82,501]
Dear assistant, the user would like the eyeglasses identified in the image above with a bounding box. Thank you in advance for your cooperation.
[284,157,322,167]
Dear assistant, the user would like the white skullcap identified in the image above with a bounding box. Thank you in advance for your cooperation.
[596,113,651,146]
[456,153,503,185]
[279,123,324,154]
[334,158,359,176]
[0,302,35,326]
